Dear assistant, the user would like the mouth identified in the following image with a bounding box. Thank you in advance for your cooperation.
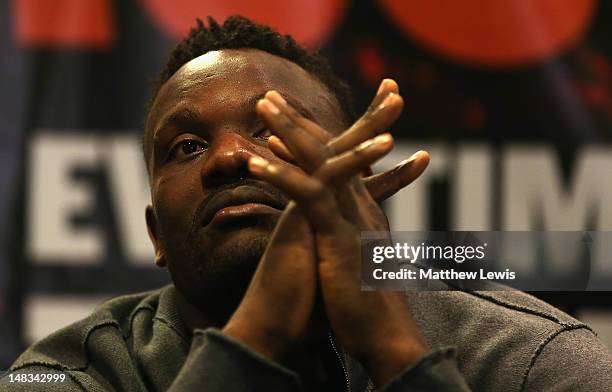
[200,185,287,228]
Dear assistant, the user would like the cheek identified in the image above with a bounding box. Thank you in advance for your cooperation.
[152,166,203,240]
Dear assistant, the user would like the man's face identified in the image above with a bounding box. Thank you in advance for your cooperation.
[145,49,345,312]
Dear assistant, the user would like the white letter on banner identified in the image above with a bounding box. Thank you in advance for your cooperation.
[27,133,103,264]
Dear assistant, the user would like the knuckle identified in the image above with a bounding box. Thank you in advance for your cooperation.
[303,180,327,201]
[360,109,376,124]
[306,145,332,172]
[363,101,384,121]
[321,144,335,159]
[277,115,297,132]
[314,145,333,166]
[353,144,369,157]
[286,106,303,120]
[354,114,379,138]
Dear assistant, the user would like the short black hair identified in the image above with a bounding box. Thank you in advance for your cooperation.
[143,15,356,169]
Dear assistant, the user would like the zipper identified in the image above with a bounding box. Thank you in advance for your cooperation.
[328,332,351,392]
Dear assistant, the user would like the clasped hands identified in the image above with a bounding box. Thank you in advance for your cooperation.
[224,79,430,387]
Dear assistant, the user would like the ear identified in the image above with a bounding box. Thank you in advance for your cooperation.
[146,205,167,268]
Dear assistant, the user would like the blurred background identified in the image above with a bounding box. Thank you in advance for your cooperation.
[1,0,611,368]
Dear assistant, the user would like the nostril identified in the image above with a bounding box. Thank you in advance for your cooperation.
[208,164,251,185]
[201,147,256,187]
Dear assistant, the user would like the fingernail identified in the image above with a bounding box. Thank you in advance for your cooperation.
[249,156,269,171]
[261,99,280,115]
[377,93,395,110]
[399,151,424,166]
[378,78,395,95]
[374,133,393,146]
[266,91,287,106]
[356,138,375,152]
[376,80,387,95]
[356,134,392,152]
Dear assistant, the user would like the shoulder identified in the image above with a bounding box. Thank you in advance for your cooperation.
[523,326,612,391]
[10,286,168,373]
[408,289,589,346]
[408,289,609,391]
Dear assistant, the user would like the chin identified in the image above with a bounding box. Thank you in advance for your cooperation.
[206,215,276,255]
[208,226,271,264]
[168,217,276,318]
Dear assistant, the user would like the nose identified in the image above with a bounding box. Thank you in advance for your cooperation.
[200,132,259,188]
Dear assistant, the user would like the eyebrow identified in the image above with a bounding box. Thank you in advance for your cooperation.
[155,107,201,137]
[154,91,319,143]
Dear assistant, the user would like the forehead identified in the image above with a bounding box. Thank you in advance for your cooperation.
[167,49,323,99]
[146,49,343,153]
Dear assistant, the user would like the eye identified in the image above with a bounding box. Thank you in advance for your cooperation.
[254,128,272,140]
[168,139,208,160]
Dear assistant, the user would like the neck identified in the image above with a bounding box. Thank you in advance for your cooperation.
[174,286,232,331]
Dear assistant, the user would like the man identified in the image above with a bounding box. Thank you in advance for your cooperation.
[5,16,612,391]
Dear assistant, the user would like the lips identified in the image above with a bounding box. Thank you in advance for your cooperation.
[200,185,287,227]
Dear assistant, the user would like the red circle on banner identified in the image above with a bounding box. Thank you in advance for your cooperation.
[140,0,347,47]
[379,0,596,67]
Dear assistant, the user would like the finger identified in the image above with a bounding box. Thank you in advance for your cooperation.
[264,91,332,166]
[318,133,394,187]
[327,78,400,154]
[256,95,329,173]
[267,121,381,179]
[248,156,345,235]
[263,81,399,166]
[364,150,430,202]
[268,135,296,163]
[329,92,404,154]
[268,127,372,180]
[368,78,400,112]
[255,202,315,277]
[266,91,331,144]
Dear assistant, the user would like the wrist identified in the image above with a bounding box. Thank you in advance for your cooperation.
[222,320,290,362]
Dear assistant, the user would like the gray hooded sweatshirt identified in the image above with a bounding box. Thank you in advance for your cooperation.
[3,284,612,391]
